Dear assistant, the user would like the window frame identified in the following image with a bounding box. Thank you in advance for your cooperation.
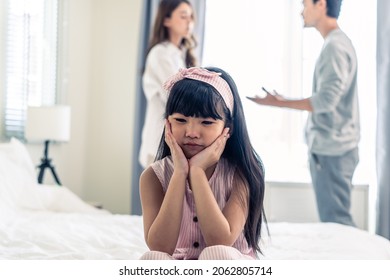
[2,0,61,140]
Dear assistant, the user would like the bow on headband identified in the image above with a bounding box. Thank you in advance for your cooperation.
[163,67,234,115]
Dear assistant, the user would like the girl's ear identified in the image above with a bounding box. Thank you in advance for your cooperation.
[227,124,234,136]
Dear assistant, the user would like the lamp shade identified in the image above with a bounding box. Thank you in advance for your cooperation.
[25,106,71,142]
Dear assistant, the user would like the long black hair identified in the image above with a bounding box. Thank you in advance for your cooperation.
[147,0,197,67]
[155,67,267,255]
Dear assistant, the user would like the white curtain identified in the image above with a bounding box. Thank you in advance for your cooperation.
[376,0,390,239]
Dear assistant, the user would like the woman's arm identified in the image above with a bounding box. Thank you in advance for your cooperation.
[140,166,186,255]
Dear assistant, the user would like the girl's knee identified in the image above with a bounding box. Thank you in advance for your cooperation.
[199,245,242,260]
[139,251,174,260]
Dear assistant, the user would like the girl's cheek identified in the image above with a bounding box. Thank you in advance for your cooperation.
[170,127,180,140]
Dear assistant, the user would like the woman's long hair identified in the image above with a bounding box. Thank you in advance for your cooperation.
[148,0,197,67]
[155,67,267,255]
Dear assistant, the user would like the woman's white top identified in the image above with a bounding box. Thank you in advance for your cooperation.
[139,41,186,168]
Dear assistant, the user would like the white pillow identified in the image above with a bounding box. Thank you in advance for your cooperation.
[3,138,36,177]
[36,184,109,214]
[0,138,45,210]
[0,138,108,214]
[0,138,106,214]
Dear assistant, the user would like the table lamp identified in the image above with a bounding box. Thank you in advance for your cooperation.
[25,105,71,185]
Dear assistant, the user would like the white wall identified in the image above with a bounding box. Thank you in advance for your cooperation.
[62,0,142,214]
[264,182,369,230]
[83,0,142,214]
[0,0,143,214]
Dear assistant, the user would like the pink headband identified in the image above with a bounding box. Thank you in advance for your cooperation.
[163,67,234,116]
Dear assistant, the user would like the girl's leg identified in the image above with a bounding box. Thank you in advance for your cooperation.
[139,251,175,260]
[198,245,254,260]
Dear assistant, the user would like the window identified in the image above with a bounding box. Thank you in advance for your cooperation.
[3,0,59,139]
[202,0,377,185]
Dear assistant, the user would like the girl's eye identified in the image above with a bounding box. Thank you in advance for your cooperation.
[202,120,214,125]
[174,118,186,123]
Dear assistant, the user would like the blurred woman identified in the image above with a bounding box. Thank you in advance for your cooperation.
[139,0,198,168]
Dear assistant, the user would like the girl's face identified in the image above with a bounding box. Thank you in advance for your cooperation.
[164,2,194,39]
[168,113,225,158]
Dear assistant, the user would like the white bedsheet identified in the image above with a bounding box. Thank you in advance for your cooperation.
[260,222,390,260]
[0,209,146,260]
[1,185,390,260]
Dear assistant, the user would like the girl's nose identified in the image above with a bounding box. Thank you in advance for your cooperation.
[185,124,200,138]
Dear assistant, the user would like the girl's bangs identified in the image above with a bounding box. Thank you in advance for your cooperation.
[166,79,225,119]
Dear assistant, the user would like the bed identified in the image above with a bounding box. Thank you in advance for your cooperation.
[1,138,390,260]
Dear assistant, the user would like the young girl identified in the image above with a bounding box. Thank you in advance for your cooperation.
[139,67,266,260]
[139,0,198,168]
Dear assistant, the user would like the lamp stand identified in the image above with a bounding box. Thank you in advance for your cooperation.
[37,140,62,186]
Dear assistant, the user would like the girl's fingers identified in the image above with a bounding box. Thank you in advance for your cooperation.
[223,127,230,139]
[216,127,230,155]
[218,127,230,147]
[190,127,230,169]
[164,120,189,173]
[209,127,230,152]
[164,120,173,147]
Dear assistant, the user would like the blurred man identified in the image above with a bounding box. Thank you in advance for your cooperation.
[248,0,359,226]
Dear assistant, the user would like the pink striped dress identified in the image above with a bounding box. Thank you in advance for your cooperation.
[151,156,256,260]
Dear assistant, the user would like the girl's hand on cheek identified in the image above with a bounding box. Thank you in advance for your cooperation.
[189,127,230,170]
[164,120,189,175]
